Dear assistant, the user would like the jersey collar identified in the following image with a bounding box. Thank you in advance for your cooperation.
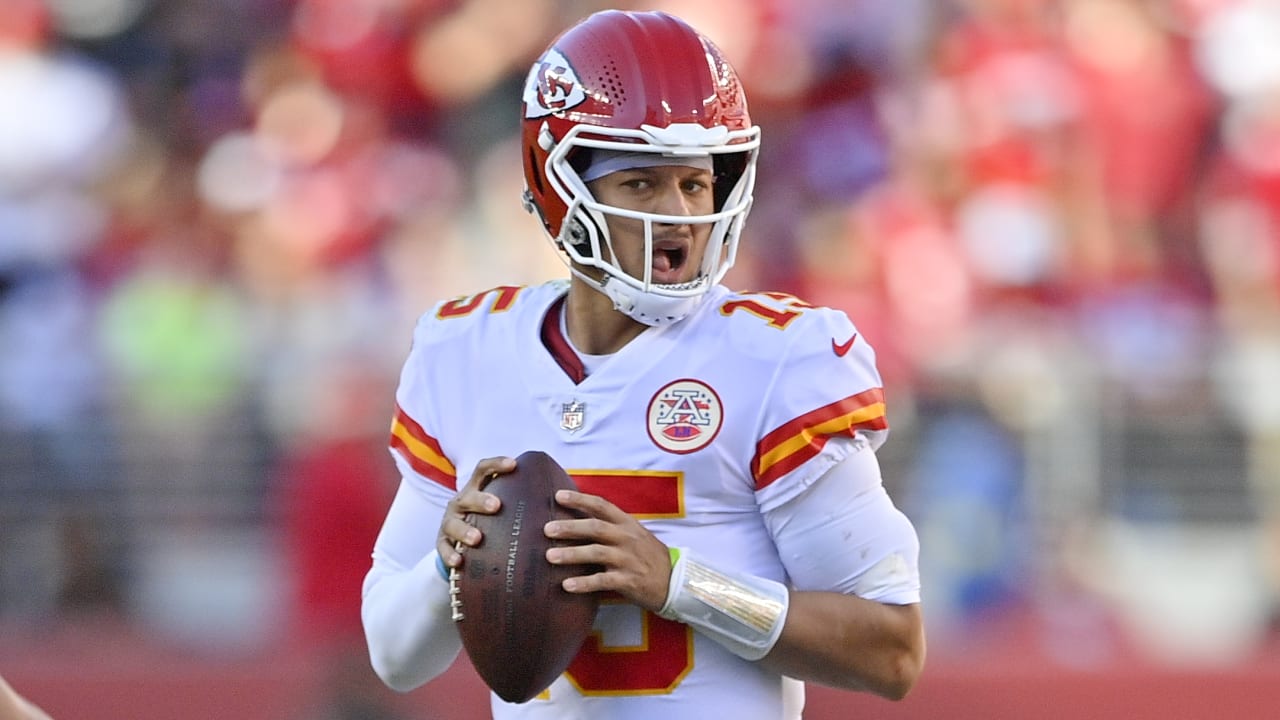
[539,295,587,384]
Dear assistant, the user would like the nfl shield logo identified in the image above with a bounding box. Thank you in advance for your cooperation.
[561,400,585,433]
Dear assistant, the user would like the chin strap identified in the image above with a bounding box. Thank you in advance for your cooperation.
[658,548,790,661]
[598,276,705,327]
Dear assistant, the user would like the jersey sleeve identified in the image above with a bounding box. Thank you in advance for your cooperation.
[751,306,888,512]
[388,308,460,494]
[361,479,461,690]
[762,440,921,604]
[364,305,469,691]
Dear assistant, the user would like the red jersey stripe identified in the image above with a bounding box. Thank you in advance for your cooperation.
[389,405,457,489]
[571,470,685,519]
[752,388,887,490]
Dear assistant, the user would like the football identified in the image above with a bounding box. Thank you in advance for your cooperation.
[453,450,600,703]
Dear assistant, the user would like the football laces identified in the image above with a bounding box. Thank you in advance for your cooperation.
[449,539,466,621]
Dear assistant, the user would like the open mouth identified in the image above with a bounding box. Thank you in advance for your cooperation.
[651,239,689,283]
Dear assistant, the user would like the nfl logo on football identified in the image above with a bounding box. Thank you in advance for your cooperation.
[561,400,585,433]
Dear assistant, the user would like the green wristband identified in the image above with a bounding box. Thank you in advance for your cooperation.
[668,546,681,567]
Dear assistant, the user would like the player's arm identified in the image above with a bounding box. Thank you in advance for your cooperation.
[739,306,922,696]
[635,445,924,699]
[547,453,924,700]
[757,445,924,699]
[362,457,515,691]
[361,478,460,692]
[364,310,469,691]
[0,675,52,720]
[766,592,922,698]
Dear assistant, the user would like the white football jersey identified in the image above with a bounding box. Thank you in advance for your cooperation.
[388,280,899,719]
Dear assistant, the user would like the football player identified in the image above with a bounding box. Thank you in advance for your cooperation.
[362,10,925,719]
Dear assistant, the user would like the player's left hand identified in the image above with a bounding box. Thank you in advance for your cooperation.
[543,490,672,612]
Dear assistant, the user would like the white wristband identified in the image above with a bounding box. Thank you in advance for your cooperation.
[658,548,790,661]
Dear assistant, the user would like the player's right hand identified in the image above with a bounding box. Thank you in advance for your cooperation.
[437,456,516,570]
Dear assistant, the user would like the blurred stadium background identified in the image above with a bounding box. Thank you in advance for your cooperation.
[2,0,1279,717]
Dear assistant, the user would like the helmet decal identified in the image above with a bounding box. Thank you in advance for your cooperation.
[523,48,586,119]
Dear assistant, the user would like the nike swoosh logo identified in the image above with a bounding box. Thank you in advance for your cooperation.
[832,333,857,357]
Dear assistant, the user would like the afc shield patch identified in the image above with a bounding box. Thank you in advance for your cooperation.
[647,379,723,454]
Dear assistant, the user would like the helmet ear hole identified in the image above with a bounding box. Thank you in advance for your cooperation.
[564,150,598,254]
[566,218,588,247]
[565,213,597,254]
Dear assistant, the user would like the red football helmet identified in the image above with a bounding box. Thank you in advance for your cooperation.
[520,10,760,326]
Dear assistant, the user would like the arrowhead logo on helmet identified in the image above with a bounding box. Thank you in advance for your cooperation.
[523,49,586,119]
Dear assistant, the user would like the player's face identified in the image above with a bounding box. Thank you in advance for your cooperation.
[587,164,715,286]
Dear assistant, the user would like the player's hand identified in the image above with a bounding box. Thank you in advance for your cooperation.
[437,456,516,570]
[544,490,672,612]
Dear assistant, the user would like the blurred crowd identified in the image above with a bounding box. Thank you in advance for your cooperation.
[2,0,1280,709]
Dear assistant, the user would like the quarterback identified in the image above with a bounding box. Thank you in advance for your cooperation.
[361,10,925,719]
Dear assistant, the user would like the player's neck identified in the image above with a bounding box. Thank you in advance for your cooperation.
[564,280,648,356]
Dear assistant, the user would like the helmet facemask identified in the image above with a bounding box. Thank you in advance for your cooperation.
[543,122,760,326]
